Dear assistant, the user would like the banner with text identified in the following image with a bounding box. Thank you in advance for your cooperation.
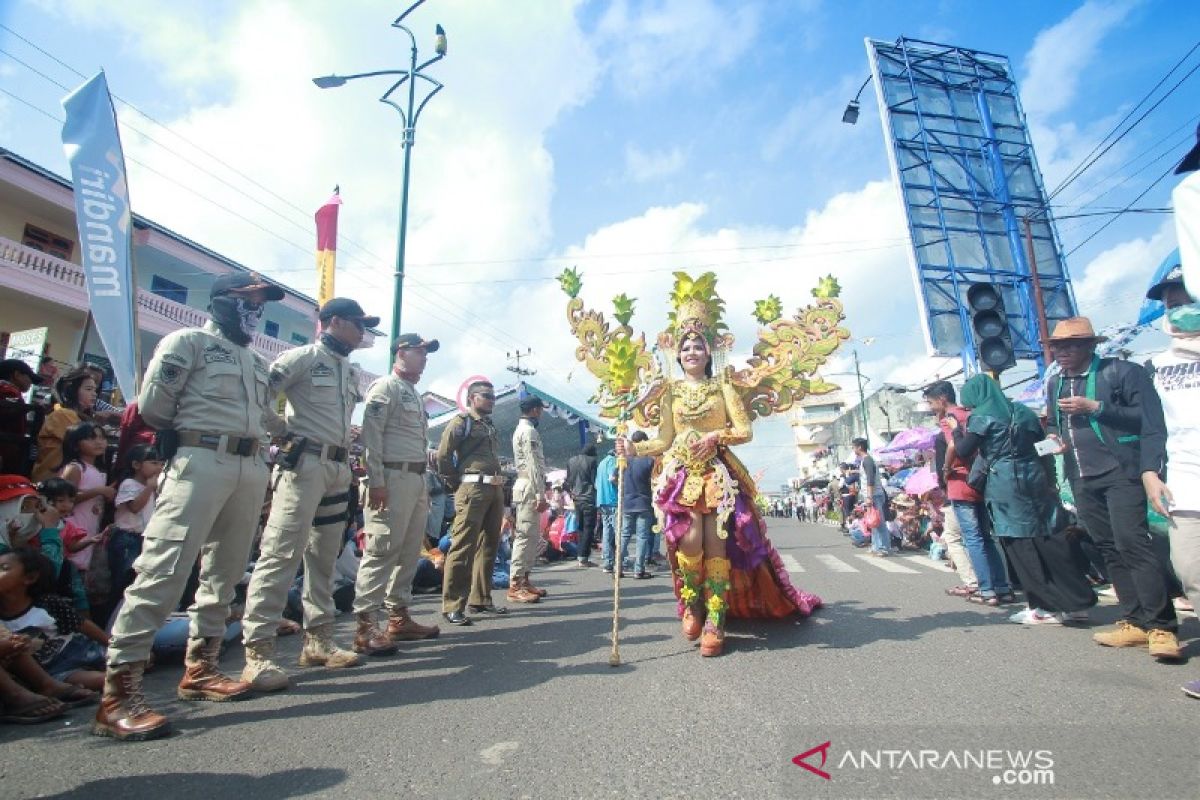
[61,70,140,401]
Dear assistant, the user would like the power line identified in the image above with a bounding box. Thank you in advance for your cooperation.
[1048,39,1200,202]
[1065,160,1180,257]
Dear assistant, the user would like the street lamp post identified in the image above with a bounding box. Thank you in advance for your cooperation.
[313,0,448,349]
[852,348,869,442]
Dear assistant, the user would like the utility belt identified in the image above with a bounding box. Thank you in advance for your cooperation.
[301,440,349,463]
[177,431,261,458]
[383,460,426,474]
[460,473,504,486]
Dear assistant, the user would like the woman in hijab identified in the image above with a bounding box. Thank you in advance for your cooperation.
[953,374,1096,625]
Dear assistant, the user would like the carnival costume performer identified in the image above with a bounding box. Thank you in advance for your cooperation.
[560,270,850,657]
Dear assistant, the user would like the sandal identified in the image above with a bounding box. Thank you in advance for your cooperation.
[944,585,975,597]
[966,594,1000,607]
[0,696,67,724]
[45,684,97,708]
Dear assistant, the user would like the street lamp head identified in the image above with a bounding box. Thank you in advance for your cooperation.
[313,75,347,89]
[435,24,447,56]
[841,100,860,125]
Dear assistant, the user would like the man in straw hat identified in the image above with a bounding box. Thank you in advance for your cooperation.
[1043,316,1179,660]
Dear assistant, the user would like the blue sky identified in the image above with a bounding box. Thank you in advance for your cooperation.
[1,0,1197,485]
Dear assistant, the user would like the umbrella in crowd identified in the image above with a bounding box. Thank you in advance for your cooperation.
[903,466,940,496]
[879,426,940,453]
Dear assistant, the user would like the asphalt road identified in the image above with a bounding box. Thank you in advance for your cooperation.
[3,519,1197,800]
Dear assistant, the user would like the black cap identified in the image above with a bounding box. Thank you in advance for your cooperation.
[519,395,545,413]
[392,333,440,353]
[1177,122,1200,175]
[319,298,381,328]
[211,272,285,301]
[0,359,42,385]
[1146,264,1188,301]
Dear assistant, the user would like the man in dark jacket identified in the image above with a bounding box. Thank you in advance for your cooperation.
[1044,316,1178,659]
[565,443,598,567]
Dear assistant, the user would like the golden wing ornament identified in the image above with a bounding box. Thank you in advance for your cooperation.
[732,274,851,421]
[559,267,663,423]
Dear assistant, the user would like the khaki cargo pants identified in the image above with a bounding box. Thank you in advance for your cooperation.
[107,445,268,666]
[241,455,352,643]
[441,482,504,614]
[509,477,541,583]
[353,468,429,614]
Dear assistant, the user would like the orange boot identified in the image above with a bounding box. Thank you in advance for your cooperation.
[675,551,705,641]
[700,556,731,657]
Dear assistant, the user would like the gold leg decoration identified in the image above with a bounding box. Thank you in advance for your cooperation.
[675,550,706,642]
[700,556,731,657]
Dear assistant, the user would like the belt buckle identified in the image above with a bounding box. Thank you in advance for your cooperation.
[234,437,255,457]
[199,434,220,448]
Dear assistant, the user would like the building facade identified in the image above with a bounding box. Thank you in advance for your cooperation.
[0,148,378,397]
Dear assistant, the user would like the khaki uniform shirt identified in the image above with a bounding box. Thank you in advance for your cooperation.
[140,321,277,437]
[268,340,362,447]
[512,417,546,488]
[436,411,501,479]
[361,372,427,486]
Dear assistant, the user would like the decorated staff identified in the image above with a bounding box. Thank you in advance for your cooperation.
[560,269,849,658]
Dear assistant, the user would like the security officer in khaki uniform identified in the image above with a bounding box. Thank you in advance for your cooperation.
[508,396,548,603]
[436,380,507,625]
[94,273,284,742]
[351,333,443,652]
[240,298,373,691]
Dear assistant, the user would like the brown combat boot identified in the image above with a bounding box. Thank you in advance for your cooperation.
[524,573,548,598]
[298,624,362,668]
[241,638,289,692]
[353,612,400,656]
[92,662,169,741]
[506,577,541,604]
[386,607,440,641]
[177,637,253,702]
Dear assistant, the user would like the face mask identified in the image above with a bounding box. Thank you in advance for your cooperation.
[211,296,263,345]
[1166,303,1200,333]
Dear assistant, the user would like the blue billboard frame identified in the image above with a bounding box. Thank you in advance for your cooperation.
[865,37,1077,373]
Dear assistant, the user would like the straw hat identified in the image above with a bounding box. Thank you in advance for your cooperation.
[1046,317,1108,343]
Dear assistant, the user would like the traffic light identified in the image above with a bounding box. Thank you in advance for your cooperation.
[965,283,1016,374]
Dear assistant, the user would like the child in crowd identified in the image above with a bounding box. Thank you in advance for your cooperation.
[58,422,114,575]
[31,477,91,613]
[0,549,107,691]
[108,443,162,607]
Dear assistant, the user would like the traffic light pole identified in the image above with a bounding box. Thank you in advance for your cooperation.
[1023,216,1053,374]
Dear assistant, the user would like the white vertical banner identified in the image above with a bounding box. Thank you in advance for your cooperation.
[60,70,140,400]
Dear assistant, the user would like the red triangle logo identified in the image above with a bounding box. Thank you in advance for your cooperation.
[792,741,832,780]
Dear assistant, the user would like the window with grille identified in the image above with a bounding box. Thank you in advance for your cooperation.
[263,320,280,338]
[22,224,74,260]
[150,275,188,305]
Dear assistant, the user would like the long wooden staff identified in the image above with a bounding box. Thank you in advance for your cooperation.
[609,419,628,667]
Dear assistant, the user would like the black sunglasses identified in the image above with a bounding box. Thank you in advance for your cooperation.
[475,392,496,400]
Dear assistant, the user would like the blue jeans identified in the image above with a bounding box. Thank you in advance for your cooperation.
[599,506,618,569]
[107,527,143,608]
[951,500,1011,598]
[620,510,654,573]
[869,491,890,553]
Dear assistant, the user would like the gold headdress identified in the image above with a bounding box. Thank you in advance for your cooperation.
[559,268,850,426]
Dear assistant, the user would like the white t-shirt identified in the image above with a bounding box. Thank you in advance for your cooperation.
[113,478,154,533]
[1149,350,1200,513]
[1,604,56,636]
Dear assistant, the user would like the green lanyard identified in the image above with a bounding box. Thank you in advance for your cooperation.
[1055,355,1105,445]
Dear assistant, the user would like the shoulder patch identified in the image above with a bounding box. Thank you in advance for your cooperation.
[161,353,188,366]
[158,363,182,385]
[366,396,390,417]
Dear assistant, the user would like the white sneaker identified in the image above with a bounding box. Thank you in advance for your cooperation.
[1009,607,1064,625]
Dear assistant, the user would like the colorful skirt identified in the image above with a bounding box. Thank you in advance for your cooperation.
[655,450,822,620]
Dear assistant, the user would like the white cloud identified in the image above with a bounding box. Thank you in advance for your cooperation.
[624,143,685,182]
[1072,218,1177,328]
[1021,0,1135,119]
[594,0,761,97]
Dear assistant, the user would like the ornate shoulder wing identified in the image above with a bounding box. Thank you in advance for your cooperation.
[559,267,663,423]
[732,275,850,421]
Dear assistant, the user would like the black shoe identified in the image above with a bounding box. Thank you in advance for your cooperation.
[577,560,596,568]
[634,571,653,579]
[468,604,509,615]
[602,566,615,574]
[442,611,472,626]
